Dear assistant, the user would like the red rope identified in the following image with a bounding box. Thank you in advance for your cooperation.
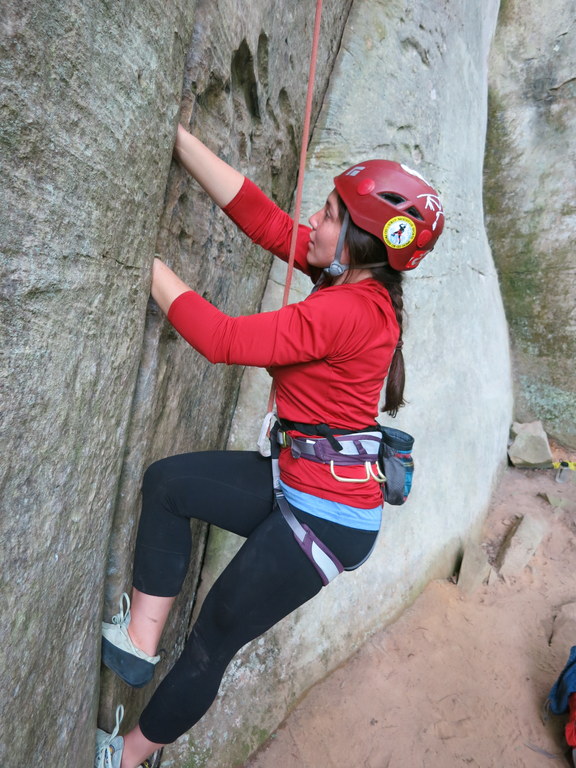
[282,0,324,308]
[266,0,323,413]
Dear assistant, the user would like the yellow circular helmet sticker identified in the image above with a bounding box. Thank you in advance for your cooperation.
[383,216,416,249]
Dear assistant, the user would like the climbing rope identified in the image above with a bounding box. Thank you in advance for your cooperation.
[281,0,324,308]
[265,0,323,415]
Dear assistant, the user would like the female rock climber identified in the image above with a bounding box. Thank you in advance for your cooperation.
[95,123,444,768]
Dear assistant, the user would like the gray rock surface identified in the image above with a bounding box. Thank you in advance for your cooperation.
[1,3,195,764]
[485,0,576,448]
[458,542,492,594]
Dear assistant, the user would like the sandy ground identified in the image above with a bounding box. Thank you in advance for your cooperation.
[242,453,576,768]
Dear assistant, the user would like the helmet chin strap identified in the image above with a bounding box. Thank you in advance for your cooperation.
[323,210,391,274]
[323,210,350,276]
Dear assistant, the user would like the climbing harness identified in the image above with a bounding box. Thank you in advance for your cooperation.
[273,480,345,586]
[268,418,415,585]
[276,424,386,483]
[274,419,415,505]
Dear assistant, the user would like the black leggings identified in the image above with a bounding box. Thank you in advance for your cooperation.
[134,451,378,744]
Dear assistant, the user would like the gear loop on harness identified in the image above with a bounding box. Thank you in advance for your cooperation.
[257,410,276,458]
[330,461,373,484]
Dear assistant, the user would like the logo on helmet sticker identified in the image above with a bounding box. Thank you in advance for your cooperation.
[383,216,416,249]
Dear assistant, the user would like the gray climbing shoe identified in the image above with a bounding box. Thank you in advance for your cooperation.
[102,593,160,688]
[95,705,124,768]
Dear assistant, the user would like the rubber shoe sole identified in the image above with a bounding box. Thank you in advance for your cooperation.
[101,593,160,687]
[102,636,157,688]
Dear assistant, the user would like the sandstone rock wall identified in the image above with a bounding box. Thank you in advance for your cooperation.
[2,3,195,764]
[485,0,576,448]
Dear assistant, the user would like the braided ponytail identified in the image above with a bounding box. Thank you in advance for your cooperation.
[336,195,406,417]
[381,279,406,417]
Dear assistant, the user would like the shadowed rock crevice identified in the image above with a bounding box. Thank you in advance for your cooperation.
[231,39,261,121]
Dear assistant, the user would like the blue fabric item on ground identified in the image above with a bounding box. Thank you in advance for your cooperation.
[548,646,576,715]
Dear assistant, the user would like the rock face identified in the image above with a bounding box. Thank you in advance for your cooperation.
[485,0,576,448]
[0,1,351,765]
[2,3,195,765]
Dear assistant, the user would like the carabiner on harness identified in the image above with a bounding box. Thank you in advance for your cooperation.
[329,460,387,484]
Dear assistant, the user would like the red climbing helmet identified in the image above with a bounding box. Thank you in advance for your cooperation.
[334,160,445,271]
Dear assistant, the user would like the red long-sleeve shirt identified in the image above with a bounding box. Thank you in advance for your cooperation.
[167,178,399,507]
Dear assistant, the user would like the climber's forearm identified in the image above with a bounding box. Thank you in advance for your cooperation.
[174,124,244,208]
[150,258,190,316]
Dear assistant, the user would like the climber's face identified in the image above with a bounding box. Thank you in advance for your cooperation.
[307,190,348,270]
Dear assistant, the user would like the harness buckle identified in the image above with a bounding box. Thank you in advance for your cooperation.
[276,430,291,449]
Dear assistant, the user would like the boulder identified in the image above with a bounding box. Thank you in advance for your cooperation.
[496,513,548,578]
[508,421,554,467]
[458,542,492,594]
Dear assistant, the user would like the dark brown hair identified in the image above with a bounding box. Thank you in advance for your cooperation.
[336,195,406,417]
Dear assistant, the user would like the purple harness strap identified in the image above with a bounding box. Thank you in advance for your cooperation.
[282,431,382,466]
[274,488,344,586]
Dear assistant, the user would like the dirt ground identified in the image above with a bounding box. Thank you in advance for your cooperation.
[243,450,576,768]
